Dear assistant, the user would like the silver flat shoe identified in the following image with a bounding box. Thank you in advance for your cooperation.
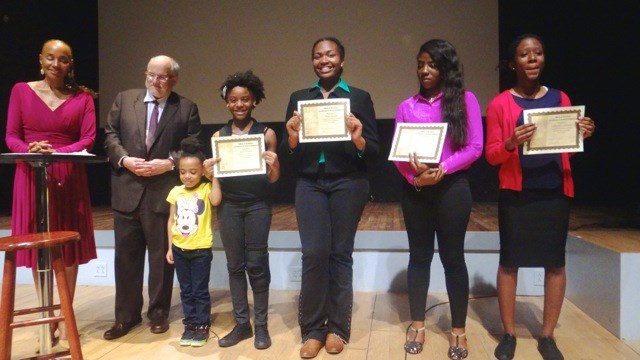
[448,332,468,360]
[403,324,425,355]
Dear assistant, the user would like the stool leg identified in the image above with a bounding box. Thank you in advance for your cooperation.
[51,247,83,360]
[0,252,17,360]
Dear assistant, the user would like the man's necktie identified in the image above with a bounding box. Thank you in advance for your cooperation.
[146,100,159,151]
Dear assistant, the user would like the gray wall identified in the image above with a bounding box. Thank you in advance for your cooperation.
[98,0,499,125]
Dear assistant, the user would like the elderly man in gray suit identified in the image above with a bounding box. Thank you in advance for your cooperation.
[103,55,202,339]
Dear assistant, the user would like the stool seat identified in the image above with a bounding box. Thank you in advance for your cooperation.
[0,231,83,360]
[0,231,80,251]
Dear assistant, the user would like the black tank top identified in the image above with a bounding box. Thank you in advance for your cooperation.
[218,119,271,202]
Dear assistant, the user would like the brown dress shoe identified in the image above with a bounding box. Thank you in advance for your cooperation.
[150,318,169,334]
[103,319,141,340]
[300,338,324,359]
[325,332,346,354]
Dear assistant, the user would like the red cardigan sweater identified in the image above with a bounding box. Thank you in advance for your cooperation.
[485,89,574,197]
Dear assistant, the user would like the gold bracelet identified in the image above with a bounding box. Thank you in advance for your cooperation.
[413,176,422,192]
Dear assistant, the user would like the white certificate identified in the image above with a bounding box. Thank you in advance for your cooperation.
[211,134,266,178]
[388,123,448,163]
[297,99,351,143]
[523,105,585,155]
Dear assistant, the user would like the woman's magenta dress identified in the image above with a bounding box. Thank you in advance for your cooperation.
[5,82,97,267]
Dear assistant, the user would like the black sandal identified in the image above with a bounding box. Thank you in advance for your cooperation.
[448,332,468,360]
[403,324,425,355]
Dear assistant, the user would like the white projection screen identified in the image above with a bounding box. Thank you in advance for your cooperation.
[98,1,498,125]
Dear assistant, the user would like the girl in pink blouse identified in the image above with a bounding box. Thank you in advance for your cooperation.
[394,39,483,359]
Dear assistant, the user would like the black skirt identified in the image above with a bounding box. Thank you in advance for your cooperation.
[498,189,570,268]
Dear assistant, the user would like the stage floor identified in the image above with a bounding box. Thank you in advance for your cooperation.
[6,285,640,360]
[2,205,640,357]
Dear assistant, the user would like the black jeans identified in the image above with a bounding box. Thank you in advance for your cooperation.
[217,200,272,326]
[402,172,471,328]
[295,173,369,342]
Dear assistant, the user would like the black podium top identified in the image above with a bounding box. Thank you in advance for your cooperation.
[0,153,108,166]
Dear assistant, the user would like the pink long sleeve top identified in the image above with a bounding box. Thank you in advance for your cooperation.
[393,91,484,184]
[5,82,96,153]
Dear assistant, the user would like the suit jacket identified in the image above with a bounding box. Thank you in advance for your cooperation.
[279,85,380,176]
[104,89,202,213]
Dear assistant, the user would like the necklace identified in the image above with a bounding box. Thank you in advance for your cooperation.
[420,90,439,103]
[511,86,545,100]
[36,80,69,110]
[231,120,253,135]
[231,128,250,135]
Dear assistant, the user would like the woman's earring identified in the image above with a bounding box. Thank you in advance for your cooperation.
[68,69,75,80]
[40,68,44,76]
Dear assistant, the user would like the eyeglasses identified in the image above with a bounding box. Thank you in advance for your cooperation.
[145,71,172,83]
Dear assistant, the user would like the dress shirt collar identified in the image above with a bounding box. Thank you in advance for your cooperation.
[310,78,350,93]
[144,90,168,105]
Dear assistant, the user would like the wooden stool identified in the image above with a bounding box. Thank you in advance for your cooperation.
[0,231,83,360]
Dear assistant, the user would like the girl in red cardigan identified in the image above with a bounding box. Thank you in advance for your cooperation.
[485,34,595,360]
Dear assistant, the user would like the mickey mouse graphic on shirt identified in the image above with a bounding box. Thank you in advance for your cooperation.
[175,193,205,237]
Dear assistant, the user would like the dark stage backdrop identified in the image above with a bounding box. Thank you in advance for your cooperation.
[496,2,638,214]
[1,1,638,222]
[0,1,100,215]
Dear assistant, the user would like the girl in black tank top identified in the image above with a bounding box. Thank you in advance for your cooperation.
[206,70,279,349]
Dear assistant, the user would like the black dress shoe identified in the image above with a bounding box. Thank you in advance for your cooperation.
[103,320,142,340]
[538,336,564,360]
[150,318,169,334]
[218,322,253,347]
[254,324,271,349]
[494,333,516,360]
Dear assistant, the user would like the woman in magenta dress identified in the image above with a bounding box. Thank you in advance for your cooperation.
[4,39,97,344]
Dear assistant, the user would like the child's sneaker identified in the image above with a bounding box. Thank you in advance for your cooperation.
[190,324,210,347]
[180,324,196,346]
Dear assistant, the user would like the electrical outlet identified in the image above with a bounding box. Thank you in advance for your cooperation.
[533,269,544,286]
[94,261,107,277]
[290,266,302,282]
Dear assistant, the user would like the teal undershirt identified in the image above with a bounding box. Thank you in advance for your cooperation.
[311,79,351,164]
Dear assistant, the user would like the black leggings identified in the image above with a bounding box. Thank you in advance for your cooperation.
[217,200,272,325]
[402,172,471,328]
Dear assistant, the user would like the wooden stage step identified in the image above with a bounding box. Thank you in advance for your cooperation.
[1,202,632,232]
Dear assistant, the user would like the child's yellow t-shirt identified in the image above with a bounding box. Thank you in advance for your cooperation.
[166,182,213,249]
